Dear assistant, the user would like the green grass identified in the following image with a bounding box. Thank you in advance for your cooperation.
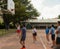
[0,29,16,36]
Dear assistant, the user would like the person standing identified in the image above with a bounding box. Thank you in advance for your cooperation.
[16,23,21,37]
[56,21,60,48]
[32,26,37,43]
[45,26,50,43]
[49,25,56,48]
[20,24,26,49]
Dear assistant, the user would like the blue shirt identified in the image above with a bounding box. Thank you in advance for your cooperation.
[50,27,55,35]
[45,28,49,34]
[22,27,26,37]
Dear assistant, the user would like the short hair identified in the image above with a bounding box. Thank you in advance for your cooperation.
[58,21,60,24]
[23,24,25,27]
[52,25,54,27]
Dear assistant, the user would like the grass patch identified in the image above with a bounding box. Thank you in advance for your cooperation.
[0,29,16,36]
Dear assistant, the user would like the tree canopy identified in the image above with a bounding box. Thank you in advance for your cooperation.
[13,0,40,22]
[58,15,60,19]
[0,0,40,29]
[0,0,40,25]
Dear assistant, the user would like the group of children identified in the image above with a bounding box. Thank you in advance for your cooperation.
[15,21,60,49]
[16,23,37,49]
[45,21,60,49]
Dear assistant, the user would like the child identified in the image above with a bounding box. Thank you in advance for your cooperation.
[32,26,37,43]
[16,23,21,37]
[56,21,60,48]
[49,25,56,48]
[45,26,50,43]
[20,24,26,49]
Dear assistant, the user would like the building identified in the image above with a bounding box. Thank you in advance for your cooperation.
[25,19,60,29]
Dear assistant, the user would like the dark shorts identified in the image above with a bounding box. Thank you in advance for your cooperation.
[33,33,37,36]
[56,37,60,44]
[46,32,49,35]
[51,34,55,40]
[20,36,26,41]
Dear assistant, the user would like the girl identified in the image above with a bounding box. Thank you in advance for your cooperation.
[32,26,37,43]
[16,23,21,37]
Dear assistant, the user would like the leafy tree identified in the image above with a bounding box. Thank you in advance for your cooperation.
[13,0,40,22]
[1,0,40,23]
[0,0,40,29]
[58,15,60,19]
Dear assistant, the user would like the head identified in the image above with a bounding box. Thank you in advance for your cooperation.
[57,21,60,26]
[51,25,54,28]
[32,26,35,29]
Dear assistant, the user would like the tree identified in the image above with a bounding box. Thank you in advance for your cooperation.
[0,0,14,29]
[58,15,60,19]
[13,0,40,22]
[0,0,40,28]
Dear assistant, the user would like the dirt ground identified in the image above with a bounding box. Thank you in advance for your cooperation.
[0,30,55,49]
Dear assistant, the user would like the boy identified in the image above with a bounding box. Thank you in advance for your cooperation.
[49,25,56,48]
[20,24,26,49]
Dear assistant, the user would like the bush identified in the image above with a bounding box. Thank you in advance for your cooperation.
[0,23,5,29]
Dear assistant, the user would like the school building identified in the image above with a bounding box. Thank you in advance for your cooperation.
[25,19,60,29]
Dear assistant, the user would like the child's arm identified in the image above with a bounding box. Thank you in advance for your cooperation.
[19,30,22,40]
[56,27,59,34]
[49,29,51,34]
[56,30,58,34]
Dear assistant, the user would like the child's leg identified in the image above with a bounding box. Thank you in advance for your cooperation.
[33,36,35,42]
[20,41,23,46]
[56,37,60,47]
[51,34,56,48]
[35,36,37,41]
[33,36,36,42]
[22,41,25,48]
[53,40,56,46]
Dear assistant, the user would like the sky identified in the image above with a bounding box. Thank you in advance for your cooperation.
[31,0,60,19]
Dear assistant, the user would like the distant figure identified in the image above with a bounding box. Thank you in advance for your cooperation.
[56,21,60,48]
[16,23,21,37]
[49,25,56,48]
[45,26,50,43]
[32,26,37,43]
[20,24,26,49]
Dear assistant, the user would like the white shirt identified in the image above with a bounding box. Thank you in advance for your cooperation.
[17,26,20,30]
[57,26,60,37]
[32,28,37,33]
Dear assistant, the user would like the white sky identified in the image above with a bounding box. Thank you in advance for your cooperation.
[31,0,60,19]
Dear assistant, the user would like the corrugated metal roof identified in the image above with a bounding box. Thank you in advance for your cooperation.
[27,19,60,23]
